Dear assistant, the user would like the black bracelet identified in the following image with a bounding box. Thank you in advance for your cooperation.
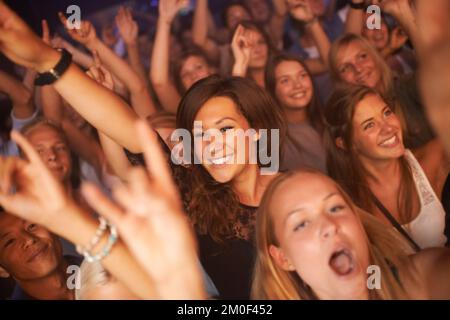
[349,1,366,10]
[34,48,72,86]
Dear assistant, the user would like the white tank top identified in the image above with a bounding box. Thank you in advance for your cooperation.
[402,150,447,248]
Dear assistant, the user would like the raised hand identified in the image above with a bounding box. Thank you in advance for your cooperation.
[58,12,97,47]
[286,0,315,23]
[115,6,138,45]
[416,0,450,156]
[0,131,70,228]
[0,1,59,72]
[371,0,411,19]
[159,0,190,24]
[231,25,253,65]
[86,51,114,91]
[81,120,205,299]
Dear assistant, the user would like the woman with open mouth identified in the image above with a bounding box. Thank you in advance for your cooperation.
[252,169,450,300]
[324,85,449,250]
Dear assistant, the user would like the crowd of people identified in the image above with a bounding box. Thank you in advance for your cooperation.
[0,0,449,300]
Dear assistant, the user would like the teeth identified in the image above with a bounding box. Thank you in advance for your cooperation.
[380,135,397,147]
[292,92,306,99]
[210,154,233,165]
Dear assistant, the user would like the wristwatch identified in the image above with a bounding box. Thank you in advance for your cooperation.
[349,1,366,10]
[34,48,73,86]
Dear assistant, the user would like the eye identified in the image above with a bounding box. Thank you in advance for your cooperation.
[364,122,375,130]
[55,145,67,152]
[37,149,45,155]
[329,205,345,214]
[220,126,234,133]
[384,108,393,117]
[339,65,349,74]
[293,220,309,232]
[4,238,15,248]
[27,224,37,232]
[279,77,290,85]
[359,52,368,60]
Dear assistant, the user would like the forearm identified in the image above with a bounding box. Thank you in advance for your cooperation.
[192,0,209,48]
[52,62,141,153]
[345,0,365,35]
[51,202,157,299]
[150,20,173,87]
[41,85,64,123]
[0,70,34,119]
[87,38,145,95]
[98,131,132,181]
[126,42,150,87]
[307,19,331,67]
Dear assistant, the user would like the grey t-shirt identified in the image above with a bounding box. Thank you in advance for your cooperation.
[281,122,327,173]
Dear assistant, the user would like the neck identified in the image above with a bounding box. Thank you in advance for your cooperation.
[17,259,73,300]
[284,107,308,125]
[361,156,401,186]
[249,68,266,88]
[232,164,263,207]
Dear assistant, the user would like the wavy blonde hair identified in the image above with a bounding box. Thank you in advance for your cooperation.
[252,169,415,300]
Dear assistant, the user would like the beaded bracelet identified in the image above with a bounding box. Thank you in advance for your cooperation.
[76,217,108,255]
[83,225,118,263]
[76,218,119,263]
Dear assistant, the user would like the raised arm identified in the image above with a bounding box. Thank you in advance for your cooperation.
[287,0,331,74]
[269,0,288,49]
[416,0,450,158]
[0,3,141,152]
[59,13,156,118]
[0,70,34,119]
[192,0,220,62]
[150,0,186,113]
[345,0,366,35]
[115,6,151,90]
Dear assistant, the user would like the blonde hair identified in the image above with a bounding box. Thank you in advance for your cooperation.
[75,260,114,300]
[252,169,414,300]
[329,34,393,96]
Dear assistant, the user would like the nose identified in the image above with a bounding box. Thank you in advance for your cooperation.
[380,119,395,134]
[293,78,304,89]
[354,62,363,74]
[319,215,338,240]
[22,234,37,250]
[46,149,57,162]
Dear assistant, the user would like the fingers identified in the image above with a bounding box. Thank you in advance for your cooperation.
[81,182,125,226]
[41,19,50,44]
[58,12,69,30]
[135,120,177,194]
[10,131,46,168]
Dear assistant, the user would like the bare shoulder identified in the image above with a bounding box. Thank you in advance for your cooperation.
[401,248,450,299]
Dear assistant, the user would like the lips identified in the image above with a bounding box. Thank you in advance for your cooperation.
[378,134,400,148]
[27,243,49,263]
[290,91,307,99]
[329,248,355,276]
[209,154,234,165]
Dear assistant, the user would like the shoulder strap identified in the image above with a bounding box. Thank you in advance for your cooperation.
[371,193,421,253]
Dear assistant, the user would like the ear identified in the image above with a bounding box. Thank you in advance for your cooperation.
[269,245,295,271]
[0,265,10,278]
[335,137,346,150]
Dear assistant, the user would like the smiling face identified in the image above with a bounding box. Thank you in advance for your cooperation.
[24,125,72,183]
[180,55,213,91]
[336,41,381,89]
[351,94,405,163]
[245,0,271,23]
[268,172,370,300]
[193,96,256,184]
[274,60,313,110]
[0,213,63,281]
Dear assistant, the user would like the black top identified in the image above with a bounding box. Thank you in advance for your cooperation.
[197,204,258,300]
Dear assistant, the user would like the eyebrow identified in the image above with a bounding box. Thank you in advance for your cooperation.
[0,232,10,242]
[214,117,237,125]
[283,192,339,223]
[360,105,389,126]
